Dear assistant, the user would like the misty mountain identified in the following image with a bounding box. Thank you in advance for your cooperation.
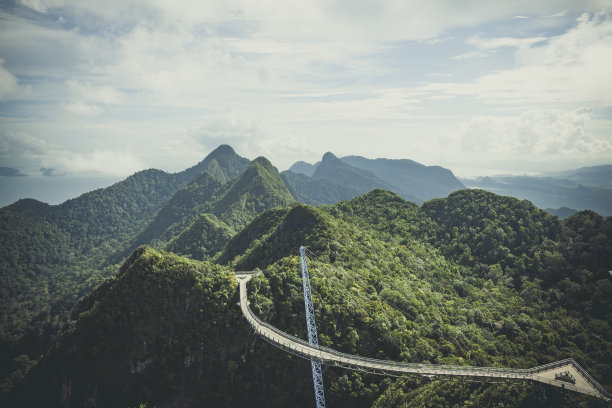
[283,152,420,205]
[286,153,464,204]
[462,174,612,216]
[288,160,319,177]
[542,164,612,188]
[340,155,465,201]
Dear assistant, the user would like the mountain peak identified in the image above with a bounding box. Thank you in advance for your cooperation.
[212,155,295,230]
[288,161,318,177]
[321,151,338,161]
[209,144,236,157]
[252,156,275,169]
[180,144,250,183]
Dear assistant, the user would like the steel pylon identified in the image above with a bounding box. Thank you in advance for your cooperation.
[300,246,326,408]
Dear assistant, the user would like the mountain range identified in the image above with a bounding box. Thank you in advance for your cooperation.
[285,152,464,204]
[461,165,612,217]
[1,145,611,407]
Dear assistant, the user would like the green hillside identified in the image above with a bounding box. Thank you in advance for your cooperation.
[117,156,295,259]
[1,146,610,407]
[213,157,295,230]
[179,144,251,183]
[7,189,610,407]
[0,168,189,346]
[0,145,253,395]
[165,213,234,260]
[281,170,370,206]
[111,171,226,261]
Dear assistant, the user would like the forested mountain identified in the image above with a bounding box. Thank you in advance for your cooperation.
[284,152,462,205]
[165,213,234,260]
[111,154,292,262]
[282,152,420,205]
[4,188,611,407]
[0,145,253,396]
[2,145,611,407]
[212,156,295,230]
[180,144,251,183]
[341,155,464,200]
[0,168,188,345]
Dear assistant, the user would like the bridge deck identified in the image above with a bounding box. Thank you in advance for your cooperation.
[235,273,610,402]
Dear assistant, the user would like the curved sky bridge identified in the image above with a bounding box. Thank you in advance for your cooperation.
[235,272,611,403]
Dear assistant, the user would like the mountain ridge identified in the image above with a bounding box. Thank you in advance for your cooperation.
[2,145,611,407]
[7,190,611,407]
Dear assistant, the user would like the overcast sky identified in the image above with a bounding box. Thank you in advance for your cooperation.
[1,0,611,179]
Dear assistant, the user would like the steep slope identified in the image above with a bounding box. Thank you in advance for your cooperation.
[313,152,393,192]
[9,191,612,407]
[281,170,367,206]
[282,152,420,205]
[0,144,250,387]
[341,155,464,201]
[288,160,319,176]
[178,144,250,183]
[112,156,296,263]
[0,168,187,347]
[9,247,317,407]
[218,204,336,270]
[213,157,295,230]
[111,171,226,261]
[165,213,234,260]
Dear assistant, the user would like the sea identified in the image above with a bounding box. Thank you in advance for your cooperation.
[0,175,123,208]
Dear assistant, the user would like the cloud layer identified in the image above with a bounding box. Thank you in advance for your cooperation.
[0,1,610,176]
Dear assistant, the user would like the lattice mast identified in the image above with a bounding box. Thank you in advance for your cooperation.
[300,246,326,408]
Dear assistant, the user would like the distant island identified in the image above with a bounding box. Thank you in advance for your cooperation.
[0,167,27,177]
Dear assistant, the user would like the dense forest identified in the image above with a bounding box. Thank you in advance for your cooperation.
[1,145,610,407]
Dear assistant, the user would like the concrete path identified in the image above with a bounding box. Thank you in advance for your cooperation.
[235,272,610,402]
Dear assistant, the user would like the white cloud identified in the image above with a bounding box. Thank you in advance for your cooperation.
[448,108,611,156]
[66,80,124,105]
[428,12,612,105]
[467,34,548,49]
[0,59,19,101]
[548,10,569,18]
[452,50,488,60]
[41,149,146,176]
[0,131,145,176]
[190,111,264,155]
[0,131,50,161]
[18,0,65,13]
[2,1,612,178]
[63,102,102,115]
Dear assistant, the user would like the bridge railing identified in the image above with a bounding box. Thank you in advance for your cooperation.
[244,301,533,377]
[240,279,610,402]
[531,358,610,399]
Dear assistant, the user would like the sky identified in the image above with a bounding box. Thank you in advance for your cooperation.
[1,0,612,188]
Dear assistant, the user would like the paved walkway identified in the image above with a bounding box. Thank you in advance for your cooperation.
[236,272,610,402]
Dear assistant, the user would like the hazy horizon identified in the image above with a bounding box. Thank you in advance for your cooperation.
[1,146,608,208]
[1,1,612,200]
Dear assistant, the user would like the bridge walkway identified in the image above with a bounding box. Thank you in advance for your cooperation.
[235,272,610,402]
